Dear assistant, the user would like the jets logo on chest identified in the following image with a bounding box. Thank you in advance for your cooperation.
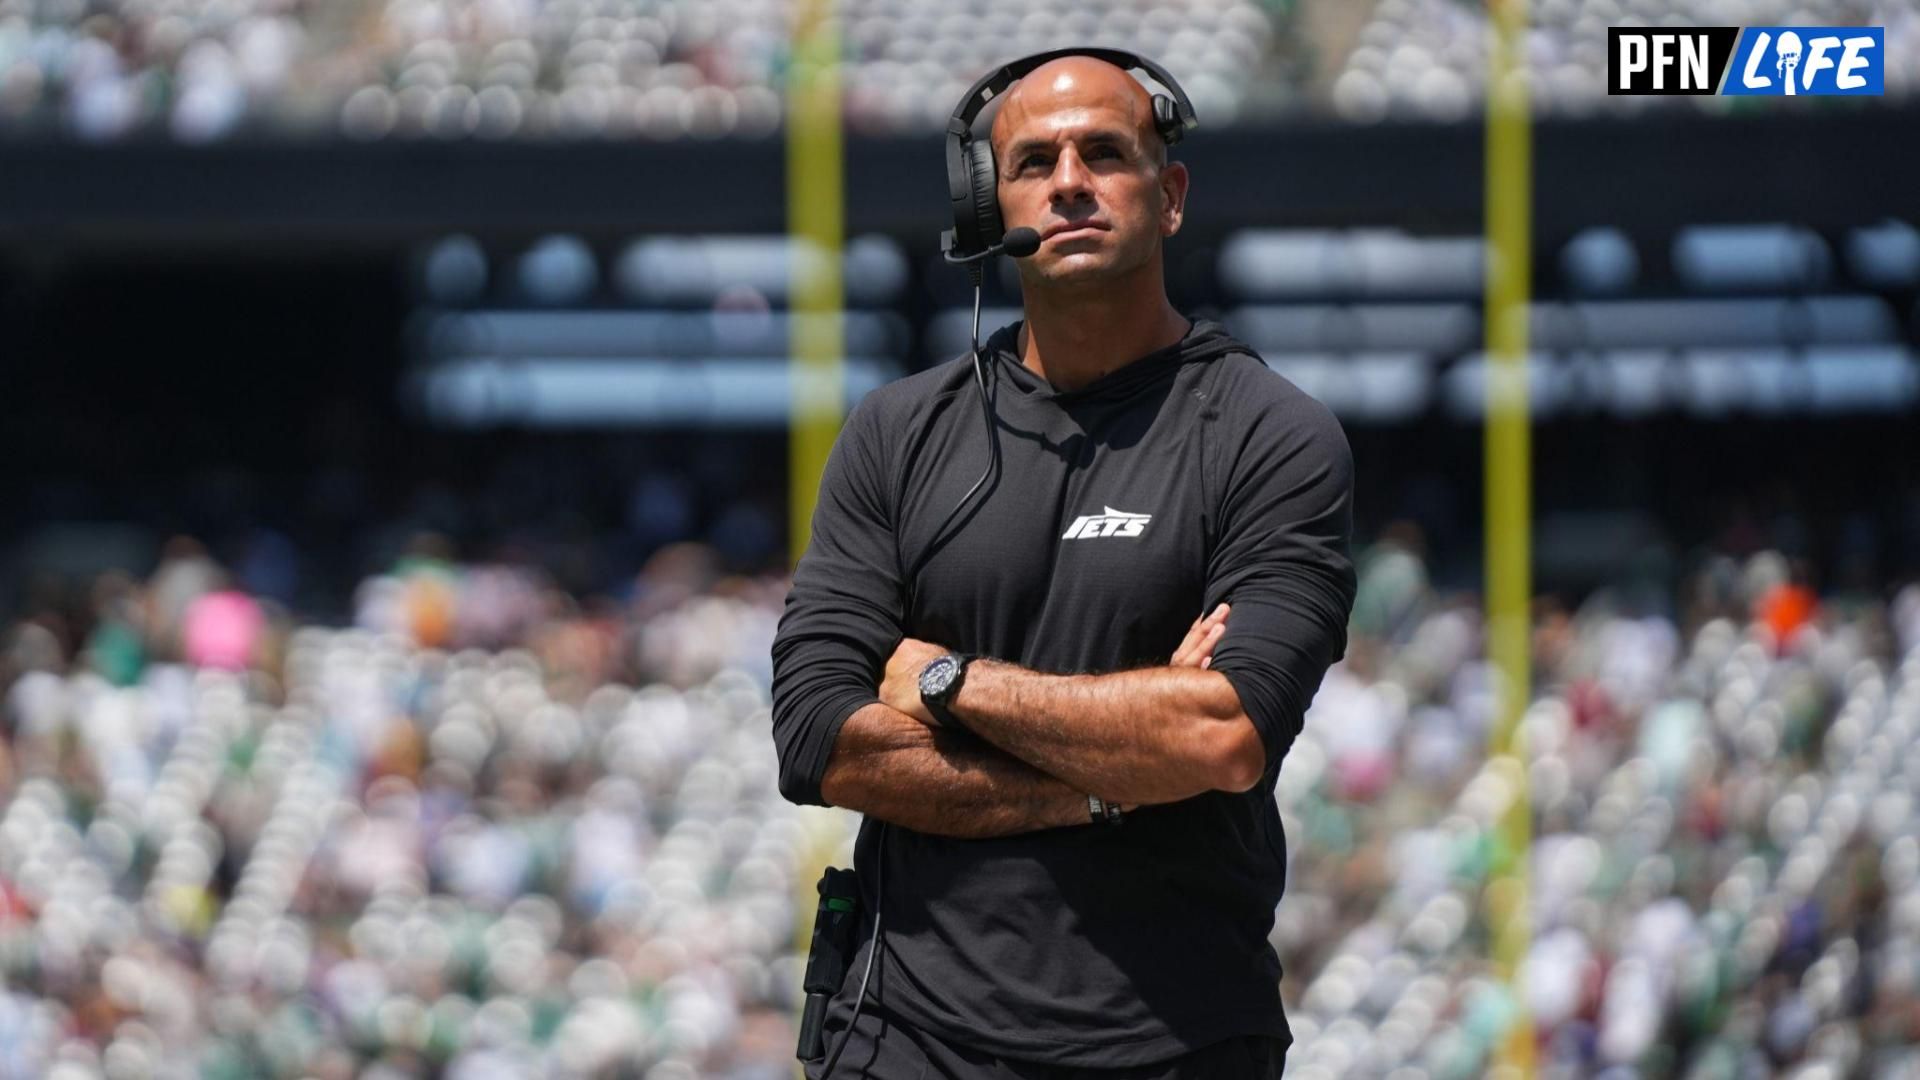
[1061,506,1153,540]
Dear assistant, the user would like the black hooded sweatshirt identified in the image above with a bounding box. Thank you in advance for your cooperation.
[770,314,1357,1068]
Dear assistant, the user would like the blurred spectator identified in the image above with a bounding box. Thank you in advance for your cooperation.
[180,579,265,671]
[80,572,145,688]
[146,536,222,661]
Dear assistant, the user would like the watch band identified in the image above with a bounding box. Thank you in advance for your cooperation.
[926,694,964,732]
[1087,794,1125,827]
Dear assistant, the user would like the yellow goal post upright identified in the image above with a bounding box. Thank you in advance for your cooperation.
[786,2,858,1075]
[1484,0,1535,1075]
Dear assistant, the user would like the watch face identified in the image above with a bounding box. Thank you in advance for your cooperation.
[919,656,958,697]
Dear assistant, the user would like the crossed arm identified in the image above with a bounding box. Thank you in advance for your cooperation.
[772,380,1355,842]
[817,604,1255,838]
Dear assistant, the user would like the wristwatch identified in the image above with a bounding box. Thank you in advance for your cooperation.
[917,652,976,730]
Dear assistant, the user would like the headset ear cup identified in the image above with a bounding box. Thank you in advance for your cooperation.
[1152,93,1182,145]
[967,139,1004,250]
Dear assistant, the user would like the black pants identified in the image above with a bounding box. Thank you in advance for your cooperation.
[803,1001,1288,1080]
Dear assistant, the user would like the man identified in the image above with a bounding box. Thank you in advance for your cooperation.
[771,55,1356,1078]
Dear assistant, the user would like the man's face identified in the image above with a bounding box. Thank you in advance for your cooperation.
[989,61,1188,290]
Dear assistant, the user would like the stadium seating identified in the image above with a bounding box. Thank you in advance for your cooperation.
[7,0,1915,138]
[0,0,1295,140]
[4,544,1918,1075]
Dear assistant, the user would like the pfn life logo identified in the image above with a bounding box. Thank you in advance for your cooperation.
[1609,27,1884,96]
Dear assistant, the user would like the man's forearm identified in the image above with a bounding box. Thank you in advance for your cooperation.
[819,701,1095,839]
[948,660,1257,805]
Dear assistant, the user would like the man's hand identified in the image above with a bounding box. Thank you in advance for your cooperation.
[880,603,1232,728]
[1172,602,1230,670]
[879,636,952,726]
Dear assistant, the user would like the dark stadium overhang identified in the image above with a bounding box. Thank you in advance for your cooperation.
[0,105,1914,252]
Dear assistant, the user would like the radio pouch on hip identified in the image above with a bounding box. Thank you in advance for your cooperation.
[797,866,861,1062]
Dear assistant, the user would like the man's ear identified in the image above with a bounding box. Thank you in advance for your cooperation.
[1159,161,1190,237]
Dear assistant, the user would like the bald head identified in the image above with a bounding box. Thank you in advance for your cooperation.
[989,56,1167,170]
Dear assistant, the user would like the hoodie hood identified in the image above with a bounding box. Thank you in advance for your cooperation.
[981,315,1252,405]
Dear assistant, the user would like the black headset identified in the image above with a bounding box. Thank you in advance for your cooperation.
[940,46,1200,265]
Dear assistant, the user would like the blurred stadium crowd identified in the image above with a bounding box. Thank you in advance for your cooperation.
[0,0,1290,140]
[1,0,1913,140]
[3,535,800,1079]
[4,524,1920,1077]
